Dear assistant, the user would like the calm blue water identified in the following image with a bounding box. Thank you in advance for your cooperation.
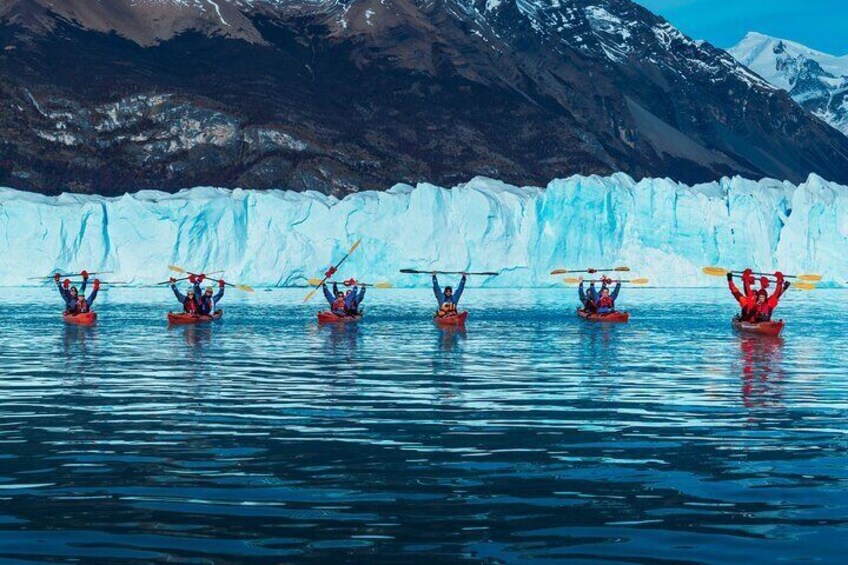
[0,287,846,564]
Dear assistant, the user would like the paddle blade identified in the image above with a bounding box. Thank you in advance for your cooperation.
[235,284,255,293]
[168,265,187,274]
[348,239,362,254]
[798,274,822,282]
[793,281,816,291]
[374,282,393,289]
[304,287,318,303]
[630,278,649,285]
[562,277,581,284]
[702,266,729,277]
[613,266,631,272]
[307,278,324,286]
[550,269,568,275]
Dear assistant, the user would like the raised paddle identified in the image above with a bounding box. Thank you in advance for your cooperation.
[563,277,649,285]
[550,266,630,275]
[156,271,225,285]
[400,269,501,276]
[305,239,363,302]
[702,266,822,282]
[29,270,114,280]
[308,278,393,289]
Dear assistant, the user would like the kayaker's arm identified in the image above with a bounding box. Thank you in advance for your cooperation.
[79,271,88,296]
[171,284,187,304]
[453,275,467,304]
[213,287,225,304]
[432,275,444,306]
[357,286,366,304]
[610,282,621,301]
[332,283,340,296]
[578,281,587,304]
[56,279,70,303]
[587,282,598,302]
[322,284,334,305]
[87,289,99,306]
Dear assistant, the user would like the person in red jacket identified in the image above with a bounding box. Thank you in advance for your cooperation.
[750,272,791,322]
[727,268,756,319]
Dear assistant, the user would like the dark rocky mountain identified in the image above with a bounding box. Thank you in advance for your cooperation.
[1,0,847,195]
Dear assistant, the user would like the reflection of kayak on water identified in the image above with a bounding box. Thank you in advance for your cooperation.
[167,310,223,325]
[732,316,784,337]
[63,311,97,326]
[317,311,363,324]
[576,308,630,323]
[434,311,468,327]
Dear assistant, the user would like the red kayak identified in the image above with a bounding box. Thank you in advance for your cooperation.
[167,310,223,325]
[434,311,468,327]
[577,308,630,323]
[317,311,363,324]
[63,312,97,326]
[732,317,784,336]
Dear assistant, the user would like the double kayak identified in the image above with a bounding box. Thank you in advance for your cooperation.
[576,308,630,323]
[732,316,784,336]
[63,311,97,326]
[167,310,223,325]
[317,311,363,324]
[434,311,468,327]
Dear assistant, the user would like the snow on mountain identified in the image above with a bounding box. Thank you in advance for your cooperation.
[729,32,848,136]
[2,174,845,288]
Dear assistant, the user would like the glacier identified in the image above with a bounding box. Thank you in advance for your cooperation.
[1,173,846,288]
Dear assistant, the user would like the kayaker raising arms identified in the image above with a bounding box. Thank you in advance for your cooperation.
[194,276,226,316]
[55,271,100,315]
[433,272,466,319]
[727,268,756,320]
[578,278,599,313]
[170,275,201,315]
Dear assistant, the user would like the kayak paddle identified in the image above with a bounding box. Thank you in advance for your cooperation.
[702,266,822,282]
[550,266,630,275]
[156,271,225,285]
[304,239,363,302]
[563,277,648,285]
[308,278,393,289]
[400,269,501,276]
[29,270,114,280]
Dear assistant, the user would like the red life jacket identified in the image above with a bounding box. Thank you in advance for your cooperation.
[332,297,347,312]
[598,295,614,309]
[77,299,90,314]
[184,297,198,314]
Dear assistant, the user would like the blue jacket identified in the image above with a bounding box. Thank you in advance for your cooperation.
[433,275,466,306]
[349,286,366,311]
[171,284,198,309]
[578,281,598,307]
[194,282,224,315]
[57,279,88,312]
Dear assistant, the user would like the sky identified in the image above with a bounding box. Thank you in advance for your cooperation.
[635,0,848,54]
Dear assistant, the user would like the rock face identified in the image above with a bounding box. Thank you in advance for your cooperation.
[2,0,848,195]
[729,32,848,138]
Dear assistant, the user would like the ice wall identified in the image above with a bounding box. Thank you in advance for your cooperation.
[1,173,845,287]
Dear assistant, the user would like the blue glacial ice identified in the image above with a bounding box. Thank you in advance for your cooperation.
[1,173,845,287]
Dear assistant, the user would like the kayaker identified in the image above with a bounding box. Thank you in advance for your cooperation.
[170,277,200,315]
[323,284,350,317]
[727,268,756,319]
[578,279,598,313]
[596,277,621,314]
[54,271,89,313]
[345,283,366,315]
[750,272,790,322]
[433,273,466,318]
[76,279,100,314]
[194,276,225,316]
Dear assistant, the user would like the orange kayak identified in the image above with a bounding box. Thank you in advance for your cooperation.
[167,310,223,325]
[317,311,363,324]
[732,317,784,336]
[434,311,468,327]
[63,311,97,326]
[576,308,630,323]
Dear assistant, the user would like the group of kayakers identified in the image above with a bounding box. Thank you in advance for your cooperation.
[51,263,803,336]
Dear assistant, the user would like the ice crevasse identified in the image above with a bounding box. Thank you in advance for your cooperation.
[0,173,845,287]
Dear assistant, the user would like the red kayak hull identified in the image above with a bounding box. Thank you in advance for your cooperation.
[732,317,785,336]
[317,311,363,324]
[434,311,468,327]
[63,312,97,326]
[167,310,223,325]
[576,308,630,323]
